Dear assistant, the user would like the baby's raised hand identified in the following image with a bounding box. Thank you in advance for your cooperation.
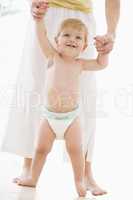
[31,1,49,20]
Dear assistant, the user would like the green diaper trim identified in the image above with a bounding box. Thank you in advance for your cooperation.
[43,107,79,120]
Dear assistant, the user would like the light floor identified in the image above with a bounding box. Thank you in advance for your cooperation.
[0,150,111,200]
[0,147,132,200]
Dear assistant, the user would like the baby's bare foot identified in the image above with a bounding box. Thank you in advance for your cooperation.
[85,178,107,196]
[76,181,86,197]
[15,176,37,187]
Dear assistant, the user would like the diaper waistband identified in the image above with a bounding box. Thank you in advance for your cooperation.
[43,107,79,120]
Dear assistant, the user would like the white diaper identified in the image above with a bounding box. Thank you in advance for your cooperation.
[42,107,79,139]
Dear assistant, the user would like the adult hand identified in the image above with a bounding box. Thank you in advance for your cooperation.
[31,0,49,20]
[94,33,115,54]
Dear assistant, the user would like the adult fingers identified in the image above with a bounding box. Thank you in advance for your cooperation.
[32,1,48,12]
[33,9,46,15]
[31,6,48,17]
[95,36,114,48]
[97,43,114,54]
[95,35,114,46]
[32,4,48,12]
[94,40,103,48]
[94,36,105,44]
[32,11,45,19]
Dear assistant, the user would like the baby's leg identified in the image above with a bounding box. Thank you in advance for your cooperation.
[65,117,86,197]
[16,119,55,187]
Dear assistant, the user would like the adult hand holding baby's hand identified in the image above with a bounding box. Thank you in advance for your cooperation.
[94,33,115,54]
[31,0,49,20]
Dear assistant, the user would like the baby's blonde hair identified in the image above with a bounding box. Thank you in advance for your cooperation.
[56,18,88,46]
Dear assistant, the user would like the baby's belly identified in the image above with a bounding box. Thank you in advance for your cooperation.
[45,87,79,113]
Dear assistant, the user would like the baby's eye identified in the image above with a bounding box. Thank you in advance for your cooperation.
[63,33,70,37]
[76,36,82,40]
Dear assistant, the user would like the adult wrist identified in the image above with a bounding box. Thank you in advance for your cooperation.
[107,31,116,39]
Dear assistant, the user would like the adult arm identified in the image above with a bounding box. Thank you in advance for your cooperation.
[106,0,120,36]
[95,0,120,54]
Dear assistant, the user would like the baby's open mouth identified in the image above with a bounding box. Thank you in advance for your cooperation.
[66,44,77,48]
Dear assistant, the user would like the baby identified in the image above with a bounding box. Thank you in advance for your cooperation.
[15,2,108,197]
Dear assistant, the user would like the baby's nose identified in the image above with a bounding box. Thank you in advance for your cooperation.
[69,36,76,42]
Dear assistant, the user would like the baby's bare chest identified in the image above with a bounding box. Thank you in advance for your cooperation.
[46,59,81,88]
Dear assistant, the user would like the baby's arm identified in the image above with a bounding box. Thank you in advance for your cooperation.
[81,53,109,71]
[34,4,57,60]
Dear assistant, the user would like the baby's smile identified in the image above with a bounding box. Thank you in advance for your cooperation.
[65,43,78,48]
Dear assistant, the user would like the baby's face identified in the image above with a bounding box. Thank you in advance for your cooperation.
[56,27,86,58]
